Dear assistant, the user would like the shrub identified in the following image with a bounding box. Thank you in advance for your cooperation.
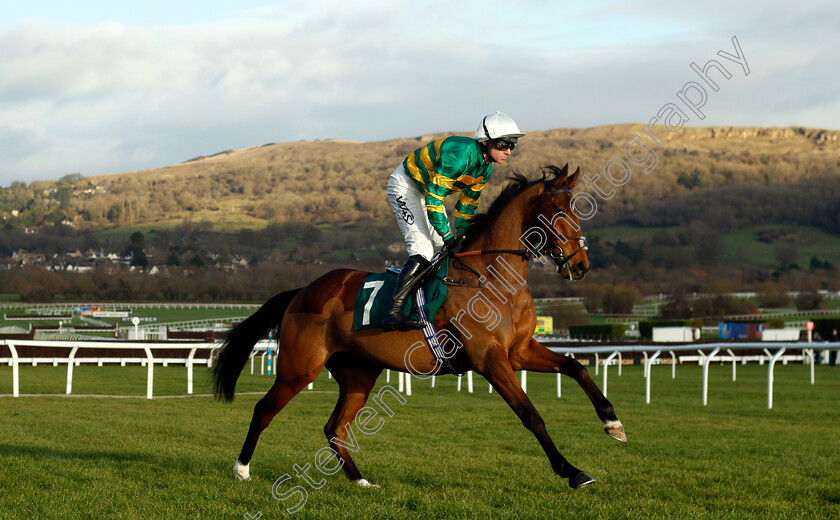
[568,324,625,340]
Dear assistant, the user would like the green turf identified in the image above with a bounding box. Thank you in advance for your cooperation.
[590,224,840,271]
[95,211,271,240]
[0,305,254,330]
[0,364,838,519]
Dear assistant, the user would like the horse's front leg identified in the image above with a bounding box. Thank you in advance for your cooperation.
[479,346,596,489]
[511,338,626,443]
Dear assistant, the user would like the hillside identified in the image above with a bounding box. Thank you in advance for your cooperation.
[2,124,838,231]
[1,124,838,305]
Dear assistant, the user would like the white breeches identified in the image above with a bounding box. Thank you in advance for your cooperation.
[386,163,446,261]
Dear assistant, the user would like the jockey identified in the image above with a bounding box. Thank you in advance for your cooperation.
[382,111,525,331]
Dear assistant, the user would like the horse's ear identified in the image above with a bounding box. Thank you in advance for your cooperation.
[567,167,581,189]
[547,163,570,190]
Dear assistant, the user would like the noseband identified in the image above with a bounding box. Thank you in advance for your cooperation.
[541,183,589,278]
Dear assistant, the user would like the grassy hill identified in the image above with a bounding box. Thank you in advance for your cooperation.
[1,124,838,303]
[2,124,839,232]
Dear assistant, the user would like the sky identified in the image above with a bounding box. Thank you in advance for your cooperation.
[1,0,838,186]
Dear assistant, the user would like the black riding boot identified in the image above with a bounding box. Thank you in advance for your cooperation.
[381,255,430,331]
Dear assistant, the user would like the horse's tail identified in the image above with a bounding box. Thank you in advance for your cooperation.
[212,289,300,402]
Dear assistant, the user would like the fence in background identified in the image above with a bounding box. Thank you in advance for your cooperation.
[1,339,217,399]
[2,338,839,409]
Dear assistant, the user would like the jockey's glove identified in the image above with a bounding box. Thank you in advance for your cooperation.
[444,236,464,255]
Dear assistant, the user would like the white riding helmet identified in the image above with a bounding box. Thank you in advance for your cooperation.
[475,111,525,142]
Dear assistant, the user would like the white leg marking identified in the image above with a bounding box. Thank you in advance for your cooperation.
[234,459,251,481]
[604,420,622,429]
[353,478,380,488]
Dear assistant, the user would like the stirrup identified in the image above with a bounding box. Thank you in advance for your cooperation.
[381,291,425,330]
[381,255,429,331]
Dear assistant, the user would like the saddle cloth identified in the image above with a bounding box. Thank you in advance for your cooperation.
[352,262,449,331]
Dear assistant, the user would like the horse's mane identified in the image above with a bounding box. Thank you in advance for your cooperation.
[462,164,563,241]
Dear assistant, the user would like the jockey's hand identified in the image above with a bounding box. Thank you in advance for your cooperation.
[444,236,464,255]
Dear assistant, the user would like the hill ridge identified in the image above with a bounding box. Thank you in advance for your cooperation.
[1,124,838,232]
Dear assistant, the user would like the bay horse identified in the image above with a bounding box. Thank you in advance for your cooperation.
[212,164,625,490]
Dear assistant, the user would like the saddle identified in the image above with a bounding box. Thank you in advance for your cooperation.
[352,254,449,331]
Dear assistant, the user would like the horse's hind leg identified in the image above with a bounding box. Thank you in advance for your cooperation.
[481,345,594,489]
[514,338,626,442]
[232,378,311,480]
[322,355,383,487]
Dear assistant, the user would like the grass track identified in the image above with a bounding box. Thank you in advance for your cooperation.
[1,364,838,519]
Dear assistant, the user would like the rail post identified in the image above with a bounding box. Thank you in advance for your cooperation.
[702,346,721,406]
[143,346,154,399]
[187,347,197,395]
[8,342,19,398]
[645,350,661,404]
[668,350,676,379]
[767,346,787,409]
[66,346,79,395]
[726,349,737,382]
[602,351,619,398]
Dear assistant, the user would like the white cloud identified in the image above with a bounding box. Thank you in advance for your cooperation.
[0,1,837,186]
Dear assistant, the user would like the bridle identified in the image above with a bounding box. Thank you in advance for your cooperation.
[539,182,589,279]
[446,179,588,284]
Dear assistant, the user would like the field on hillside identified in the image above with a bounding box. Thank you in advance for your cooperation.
[590,224,840,271]
[1,363,838,519]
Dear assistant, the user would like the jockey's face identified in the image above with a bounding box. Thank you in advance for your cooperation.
[486,143,513,164]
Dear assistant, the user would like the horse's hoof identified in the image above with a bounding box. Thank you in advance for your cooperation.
[353,478,380,488]
[569,472,596,489]
[604,420,627,443]
[233,460,251,481]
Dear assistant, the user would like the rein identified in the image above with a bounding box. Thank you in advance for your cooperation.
[442,180,589,286]
[453,249,530,258]
[443,249,530,288]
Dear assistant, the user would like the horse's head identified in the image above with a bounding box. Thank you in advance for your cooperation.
[537,164,590,280]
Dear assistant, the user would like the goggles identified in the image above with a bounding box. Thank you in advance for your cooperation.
[491,139,516,151]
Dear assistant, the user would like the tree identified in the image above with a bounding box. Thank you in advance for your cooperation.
[601,285,642,314]
[694,234,724,266]
[756,282,790,308]
[775,244,798,268]
[795,292,824,311]
[131,249,149,268]
[659,288,694,319]
[127,231,147,267]
[130,231,145,249]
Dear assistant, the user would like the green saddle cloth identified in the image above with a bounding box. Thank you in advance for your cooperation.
[353,261,449,331]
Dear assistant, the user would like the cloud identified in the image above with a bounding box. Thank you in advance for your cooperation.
[0,1,837,186]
